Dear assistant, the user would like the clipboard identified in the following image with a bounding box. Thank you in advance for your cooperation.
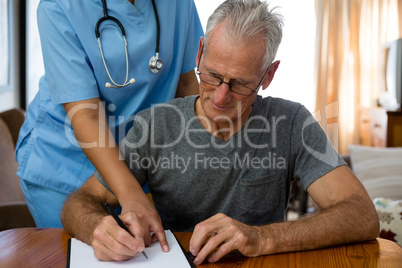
[66,230,195,268]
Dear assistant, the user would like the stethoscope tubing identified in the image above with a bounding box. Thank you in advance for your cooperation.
[96,0,161,88]
[150,0,160,55]
[96,0,126,38]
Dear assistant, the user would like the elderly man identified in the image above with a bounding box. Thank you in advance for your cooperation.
[62,0,379,265]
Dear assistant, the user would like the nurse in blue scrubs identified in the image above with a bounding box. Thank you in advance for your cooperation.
[15,0,203,227]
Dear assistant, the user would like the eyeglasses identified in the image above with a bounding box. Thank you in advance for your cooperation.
[196,45,269,96]
[196,70,258,96]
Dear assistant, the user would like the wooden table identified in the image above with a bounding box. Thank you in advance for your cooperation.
[0,228,401,267]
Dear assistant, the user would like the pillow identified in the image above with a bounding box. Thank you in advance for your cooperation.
[373,198,402,246]
[348,145,402,200]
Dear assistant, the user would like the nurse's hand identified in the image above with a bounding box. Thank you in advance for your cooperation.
[121,197,169,251]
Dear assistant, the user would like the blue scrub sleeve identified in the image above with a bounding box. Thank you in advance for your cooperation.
[37,1,100,104]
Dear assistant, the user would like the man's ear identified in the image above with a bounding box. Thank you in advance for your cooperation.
[261,60,280,90]
[196,37,205,67]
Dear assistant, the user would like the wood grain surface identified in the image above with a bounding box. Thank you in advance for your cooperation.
[1,228,401,268]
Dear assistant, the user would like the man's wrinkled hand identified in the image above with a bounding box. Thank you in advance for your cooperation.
[90,199,169,261]
[189,213,269,265]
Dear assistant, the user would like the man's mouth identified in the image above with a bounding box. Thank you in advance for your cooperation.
[210,99,232,111]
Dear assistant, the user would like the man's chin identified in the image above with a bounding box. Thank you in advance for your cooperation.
[210,113,237,125]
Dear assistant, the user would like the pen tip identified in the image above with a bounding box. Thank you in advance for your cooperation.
[143,251,148,259]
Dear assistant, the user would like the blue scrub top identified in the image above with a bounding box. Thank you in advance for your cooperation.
[16,0,204,194]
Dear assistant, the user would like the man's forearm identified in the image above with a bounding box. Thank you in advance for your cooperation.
[259,197,379,254]
[61,189,108,245]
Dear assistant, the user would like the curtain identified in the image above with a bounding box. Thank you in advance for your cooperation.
[314,0,401,154]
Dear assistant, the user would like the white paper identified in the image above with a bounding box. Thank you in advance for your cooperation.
[69,230,191,268]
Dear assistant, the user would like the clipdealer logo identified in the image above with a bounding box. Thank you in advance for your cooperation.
[63,100,340,169]
[128,151,286,173]
[302,101,340,167]
[64,102,287,151]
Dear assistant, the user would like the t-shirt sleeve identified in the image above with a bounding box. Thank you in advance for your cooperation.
[290,106,346,191]
[37,1,99,104]
[180,0,204,74]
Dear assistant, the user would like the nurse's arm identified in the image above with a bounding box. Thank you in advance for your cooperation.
[62,98,147,206]
[175,69,199,97]
[62,98,168,251]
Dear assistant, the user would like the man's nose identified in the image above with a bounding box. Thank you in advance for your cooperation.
[214,82,232,105]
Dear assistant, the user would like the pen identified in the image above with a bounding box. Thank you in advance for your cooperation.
[103,202,148,259]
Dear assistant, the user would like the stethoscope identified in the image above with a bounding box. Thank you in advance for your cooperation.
[95,0,162,88]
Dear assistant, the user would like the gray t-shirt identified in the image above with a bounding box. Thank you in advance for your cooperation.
[95,95,345,231]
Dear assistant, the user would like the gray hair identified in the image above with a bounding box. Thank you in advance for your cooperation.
[204,0,283,71]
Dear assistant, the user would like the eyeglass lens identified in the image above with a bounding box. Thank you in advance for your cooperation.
[198,72,254,96]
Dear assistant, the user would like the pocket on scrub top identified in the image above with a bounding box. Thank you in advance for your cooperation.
[15,128,34,169]
[19,111,90,193]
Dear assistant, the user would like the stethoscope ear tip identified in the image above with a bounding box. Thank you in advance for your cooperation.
[105,78,135,88]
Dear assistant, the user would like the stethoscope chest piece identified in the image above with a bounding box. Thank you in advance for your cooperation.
[149,53,163,73]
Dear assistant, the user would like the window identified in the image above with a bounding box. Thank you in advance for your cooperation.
[26,0,42,105]
[0,0,20,112]
[0,0,9,88]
